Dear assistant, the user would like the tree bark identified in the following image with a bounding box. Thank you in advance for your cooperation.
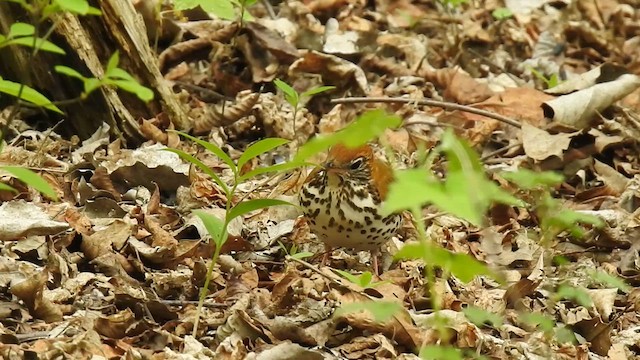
[0,0,188,143]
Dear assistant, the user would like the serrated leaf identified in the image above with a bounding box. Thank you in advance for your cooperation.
[237,138,289,170]
[0,79,62,113]
[335,301,402,323]
[227,198,292,221]
[3,166,58,200]
[172,131,237,173]
[193,210,226,246]
[163,148,229,195]
[295,109,402,162]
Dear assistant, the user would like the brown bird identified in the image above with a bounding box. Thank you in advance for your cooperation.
[299,143,402,274]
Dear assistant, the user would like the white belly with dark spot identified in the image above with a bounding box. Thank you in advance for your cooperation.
[301,185,400,251]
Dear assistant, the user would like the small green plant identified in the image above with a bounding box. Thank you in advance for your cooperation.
[55,52,154,102]
[273,79,335,135]
[492,7,513,20]
[166,134,305,335]
[278,241,313,260]
[334,270,387,289]
[173,0,257,21]
[438,0,469,8]
[334,300,403,323]
[501,168,603,243]
[529,67,561,89]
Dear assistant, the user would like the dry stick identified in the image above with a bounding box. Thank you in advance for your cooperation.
[330,97,523,129]
[479,142,523,161]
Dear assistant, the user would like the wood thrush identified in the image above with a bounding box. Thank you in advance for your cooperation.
[299,143,401,273]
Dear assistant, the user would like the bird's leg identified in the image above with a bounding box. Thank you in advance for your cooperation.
[371,249,380,276]
[321,244,332,267]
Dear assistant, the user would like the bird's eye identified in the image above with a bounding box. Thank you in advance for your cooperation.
[350,158,364,170]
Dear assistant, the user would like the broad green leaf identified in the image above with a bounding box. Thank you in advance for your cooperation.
[55,65,86,80]
[462,306,503,327]
[106,51,119,73]
[175,0,236,20]
[301,85,335,98]
[588,270,631,293]
[8,37,65,54]
[237,138,289,170]
[395,242,496,283]
[273,78,298,107]
[0,79,62,113]
[110,79,154,102]
[55,0,89,14]
[238,161,309,182]
[173,131,237,174]
[193,210,226,246]
[3,166,58,200]
[335,301,403,323]
[227,198,292,221]
[8,23,35,37]
[419,345,463,360]
[295,109,402,162]
[501,169,564,190]
[163,148,229,195]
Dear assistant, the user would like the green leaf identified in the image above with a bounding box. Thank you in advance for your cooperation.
[238,161,309,182]
[163,148,229,195]
[105,67,135,81]
[0,79,62,113]
[175,0,237,20]
[555,326,577,344]
[419,345,464,360]
[172,131,237,174]
[193,210,226,246]
[290,251,313,260]
[83,77,102,95]
[0,182,17,192]
[335,301,403,323]
[395,242,497,283]
[554,284,593,307]
[8,37,65,54]
[301,85,335,98]
[334,269,371,287]
[54,0,89,14]
[295,109,402,162]
[227,198,292,221]
[55,65,86,81]
[588,270,631,293]
[273,78,298,107]
[492,7,513,20]
[501,169,564,190]
[105,51,119,73]
[462,306,503,328]
[86,6,102,15]
[8,23,35,37]
[2,166,58,200]
[237,138,289,171]
[110,79,154,102]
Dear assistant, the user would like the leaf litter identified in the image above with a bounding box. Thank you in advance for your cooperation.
[3,0,640,359]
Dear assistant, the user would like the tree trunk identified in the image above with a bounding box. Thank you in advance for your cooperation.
[0,0,188,143]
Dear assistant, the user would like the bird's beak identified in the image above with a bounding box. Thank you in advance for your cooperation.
[323,161,347,176]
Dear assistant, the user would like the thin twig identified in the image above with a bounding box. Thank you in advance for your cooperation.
[330,97,522,129]
[479,142,522,161]
[261,0,277,19]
